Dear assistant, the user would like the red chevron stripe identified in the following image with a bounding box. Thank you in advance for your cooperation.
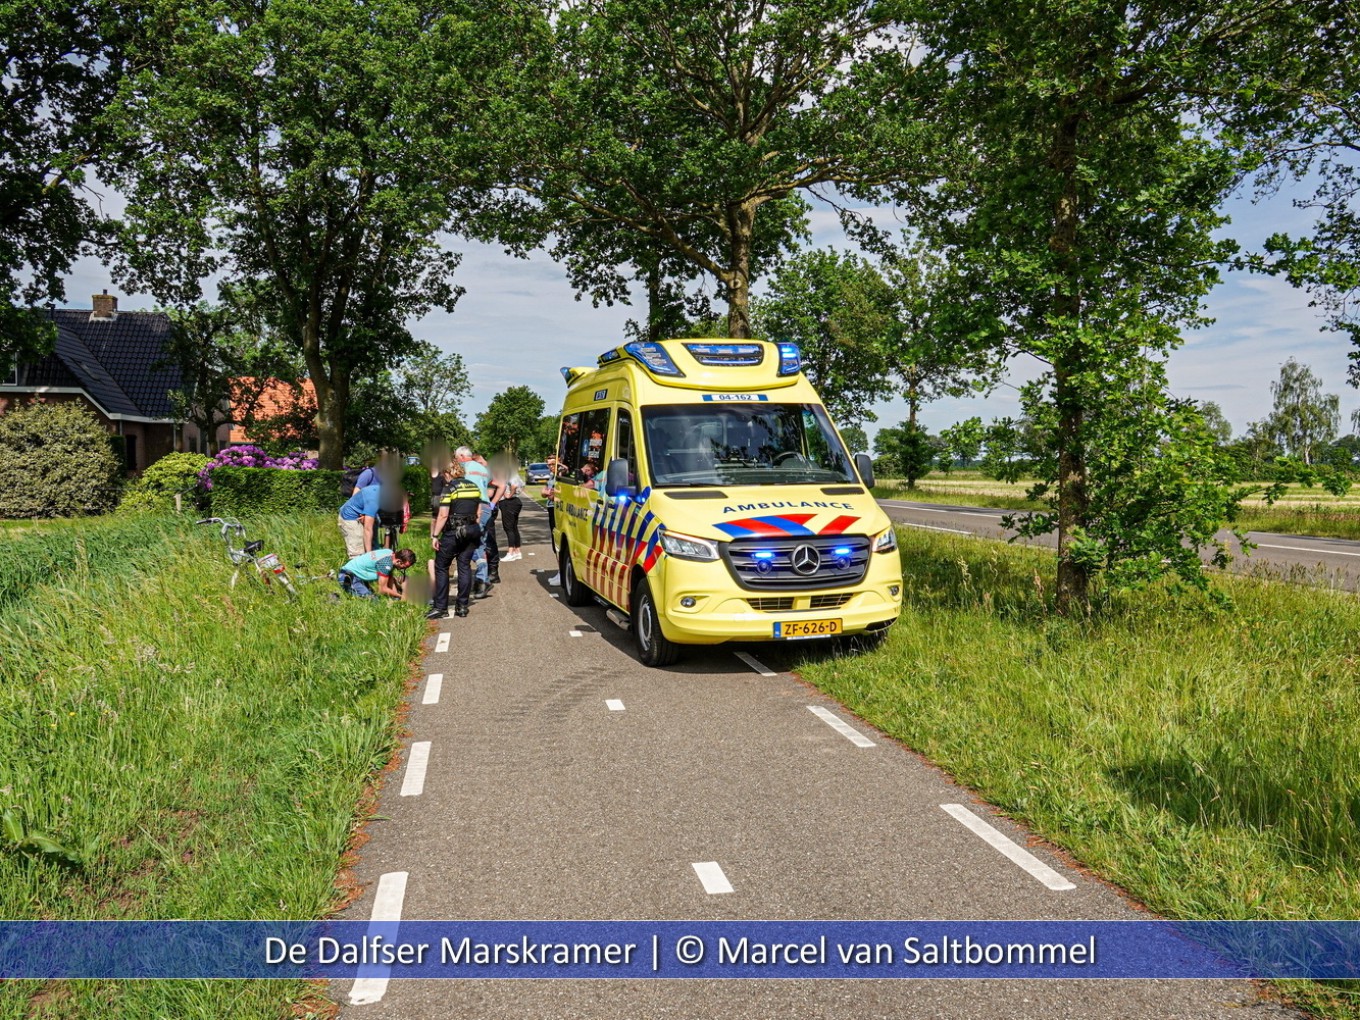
[820,515,860,535]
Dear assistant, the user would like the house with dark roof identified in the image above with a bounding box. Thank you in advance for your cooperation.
[0,291,228,472]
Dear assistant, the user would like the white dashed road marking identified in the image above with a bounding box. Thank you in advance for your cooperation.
[692,861,734,895]
[400,742,431,797]
[422,673,443,705]
[734,652,777,676]
[569,629,583,638]
[347,871,408,1005]
[807,705,876,747]
[879,501,1007,517]
[1256,542,1360,558]
[606,699,625,711]
[435,633,450,653]
[897,521,972,535]
[941,803,1076,891]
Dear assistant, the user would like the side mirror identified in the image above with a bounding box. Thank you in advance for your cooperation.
[854,452,875,489]
[604,458,635,498]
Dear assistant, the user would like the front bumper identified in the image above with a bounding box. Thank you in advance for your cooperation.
[651,549,903,646]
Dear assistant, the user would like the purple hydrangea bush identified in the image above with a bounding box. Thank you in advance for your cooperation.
[197,445,321,490]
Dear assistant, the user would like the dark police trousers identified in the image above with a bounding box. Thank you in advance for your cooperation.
[433,520,482,611]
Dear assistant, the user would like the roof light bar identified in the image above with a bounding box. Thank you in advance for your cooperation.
[623,341,685,377]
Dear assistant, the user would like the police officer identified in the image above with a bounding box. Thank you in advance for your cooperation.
[427,462,487,620]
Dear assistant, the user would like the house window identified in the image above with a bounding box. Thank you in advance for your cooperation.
[1,363,15,386]
[125,434,137,471]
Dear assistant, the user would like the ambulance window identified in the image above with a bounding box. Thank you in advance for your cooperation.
[617,410,639,486]
[564,406,610,489]
[556,413,581,479]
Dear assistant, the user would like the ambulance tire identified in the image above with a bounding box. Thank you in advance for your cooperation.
[559,542,593,607]
[633,576,680,667]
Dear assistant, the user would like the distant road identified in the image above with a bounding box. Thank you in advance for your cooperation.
[878,499,1360,592]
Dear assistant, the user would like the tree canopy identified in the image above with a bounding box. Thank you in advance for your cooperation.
[489,0,939,337]
[0,1,130,372]
[104,0,514,466]
[908,0,1307,610]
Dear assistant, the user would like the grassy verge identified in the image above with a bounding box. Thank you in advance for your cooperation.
[0,513,427,1019]
[1238,504,1360,541]
[875,478,1360,541]
[873,481,1041,511]
[796,528,1360,1017]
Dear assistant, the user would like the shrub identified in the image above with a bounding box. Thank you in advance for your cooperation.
[197,445,319,490]
[118,453,211,514]
[208,466,345,515]
[207,463,430,517]
[0,401,121,517]
[402,464,430,512]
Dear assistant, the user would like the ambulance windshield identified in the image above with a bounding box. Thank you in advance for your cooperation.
[641,403,857,487]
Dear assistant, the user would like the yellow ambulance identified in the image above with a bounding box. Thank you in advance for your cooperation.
[552,339,902,666]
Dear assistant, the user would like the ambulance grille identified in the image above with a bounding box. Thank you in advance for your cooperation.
[747,597,796,612]
[722,535,871,590]
[810,592,854,610]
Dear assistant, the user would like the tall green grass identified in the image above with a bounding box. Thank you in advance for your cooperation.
[796,529,1360,1016]
[1239,504,1360,541]
[0,514,426,1018]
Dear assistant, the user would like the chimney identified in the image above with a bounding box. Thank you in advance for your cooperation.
[90,289,118,320]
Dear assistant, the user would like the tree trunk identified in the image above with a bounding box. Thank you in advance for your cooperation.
[724,200,757,339]
[1050,111,1089,615]
[302,315,347,469]
[644,259,665,343]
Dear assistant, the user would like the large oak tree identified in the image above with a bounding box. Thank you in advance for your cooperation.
[491,0,939,338]
[913,0,1305,611]
[106,0,507,466]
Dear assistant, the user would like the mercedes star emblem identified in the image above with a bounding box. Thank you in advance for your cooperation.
[790,544,821,575]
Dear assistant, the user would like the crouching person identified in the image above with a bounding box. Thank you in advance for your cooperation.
[338,547,416,599]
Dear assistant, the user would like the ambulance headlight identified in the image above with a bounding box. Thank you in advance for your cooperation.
[659,531,720,562]
[872,527,898,553]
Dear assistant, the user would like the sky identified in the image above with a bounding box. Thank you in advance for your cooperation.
[63,174,1349,447]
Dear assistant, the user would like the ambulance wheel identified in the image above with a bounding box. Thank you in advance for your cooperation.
[633,576,680,667]
[559,542,592,607]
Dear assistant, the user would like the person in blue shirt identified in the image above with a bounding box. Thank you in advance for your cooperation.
[338,547,415,599]
[338,482,382,558]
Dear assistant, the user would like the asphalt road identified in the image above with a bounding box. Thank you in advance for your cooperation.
[879,498,1360,591]
[334,503,1296,1019]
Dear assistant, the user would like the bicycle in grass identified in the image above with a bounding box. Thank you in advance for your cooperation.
[195,517,305,597]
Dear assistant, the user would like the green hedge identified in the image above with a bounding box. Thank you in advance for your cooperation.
[208,467,344,515]
[208,464,430,516]
[402,464,430,512]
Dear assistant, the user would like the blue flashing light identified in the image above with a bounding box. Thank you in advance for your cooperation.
[832,546,852,557]
[623,341,685,377]
[597,348,623,366]
[683,342,765,366]
[560,366,574,382]
[751,550,777,560]
[777,342,802,376]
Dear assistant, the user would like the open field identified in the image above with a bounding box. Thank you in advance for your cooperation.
[796,527,1360,1017]
[877,473,1360,540]
[0,514,426,1019]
